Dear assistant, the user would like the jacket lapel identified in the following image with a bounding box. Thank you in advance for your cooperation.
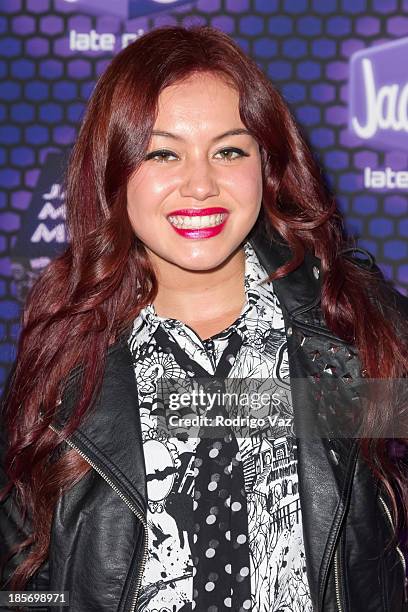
[248,221,322,315]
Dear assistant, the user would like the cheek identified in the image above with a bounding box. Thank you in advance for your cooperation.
[229,164,263,207]
[127,169,176,211]
[127,172,157,225]
[126,184,150,235]
[126,184,172,244]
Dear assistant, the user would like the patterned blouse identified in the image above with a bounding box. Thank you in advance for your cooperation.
[127,240,313,612]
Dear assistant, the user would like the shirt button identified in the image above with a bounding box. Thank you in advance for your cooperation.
[312,265,320,280]
[287,327,293,337]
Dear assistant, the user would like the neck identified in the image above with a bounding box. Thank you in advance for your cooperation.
[148,245,246,328]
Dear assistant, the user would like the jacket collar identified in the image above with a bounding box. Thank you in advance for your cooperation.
[248,220,322,316]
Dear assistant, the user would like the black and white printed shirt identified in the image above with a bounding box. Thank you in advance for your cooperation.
[127,241,313,612]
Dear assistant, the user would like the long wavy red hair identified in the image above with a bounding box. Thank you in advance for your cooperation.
[1,25,408,590]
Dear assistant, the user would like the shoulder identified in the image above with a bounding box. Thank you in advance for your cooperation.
[341,247,408,322]
[371,266,408,322]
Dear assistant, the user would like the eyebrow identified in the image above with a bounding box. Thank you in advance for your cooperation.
[150,128,253,143]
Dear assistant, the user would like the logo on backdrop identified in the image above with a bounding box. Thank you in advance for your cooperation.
[55,0,192,19]
[350,37,408,150]
[10,152,68,301]
[349,38,408,190]
[59,0,196,52]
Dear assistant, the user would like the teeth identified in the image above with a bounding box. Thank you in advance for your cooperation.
[168,213,226,229]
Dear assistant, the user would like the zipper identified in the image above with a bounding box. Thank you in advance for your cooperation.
[378,494,408,603]
[48,422,148,612]
[316,439,359,612]
[334,541,344,612]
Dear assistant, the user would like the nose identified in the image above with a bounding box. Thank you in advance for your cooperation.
[179,157,220,201]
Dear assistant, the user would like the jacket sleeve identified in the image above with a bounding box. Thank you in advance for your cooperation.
[0,362,50,611]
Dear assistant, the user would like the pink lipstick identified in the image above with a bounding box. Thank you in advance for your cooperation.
[167,207,228,239]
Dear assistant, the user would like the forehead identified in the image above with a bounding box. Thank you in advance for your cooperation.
[154,73,243,130]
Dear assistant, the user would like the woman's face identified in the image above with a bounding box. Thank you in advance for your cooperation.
[126,71,263,273]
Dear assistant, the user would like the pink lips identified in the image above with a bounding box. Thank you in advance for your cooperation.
[167,207,228,239]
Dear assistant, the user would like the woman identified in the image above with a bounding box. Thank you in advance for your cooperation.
[1,24,408,612]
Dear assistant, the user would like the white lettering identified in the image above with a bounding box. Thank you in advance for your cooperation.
[352,58,408,138]
[178,392,190,407]
[38,203,66,220]
[122,30,145,48]
[43,183,64,200]
[271,392,281,406]
[364,166,408,190]
[121,33,138,48]
[31,223,66,243]
[69,29,115,52]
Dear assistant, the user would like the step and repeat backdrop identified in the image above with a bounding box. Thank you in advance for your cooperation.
[1,0,408,388]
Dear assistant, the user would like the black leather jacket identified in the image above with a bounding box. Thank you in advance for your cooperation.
[1,226,408,612]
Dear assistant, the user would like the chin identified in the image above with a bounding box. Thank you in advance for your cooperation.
[171,254,226,272]
[184,241,239,265]
[146,239,241,272]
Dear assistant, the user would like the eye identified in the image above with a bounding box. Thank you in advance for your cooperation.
[145,149,178,163]
[215,147,249,161]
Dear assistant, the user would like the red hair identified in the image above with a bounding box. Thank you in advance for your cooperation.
[1,25,407,589]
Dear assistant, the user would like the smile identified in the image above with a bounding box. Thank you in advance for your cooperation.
[168,213,227,229]
[166,208,229,239]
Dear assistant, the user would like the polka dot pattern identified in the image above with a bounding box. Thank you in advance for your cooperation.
[151,324,252,609]
[192,432,251,610]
